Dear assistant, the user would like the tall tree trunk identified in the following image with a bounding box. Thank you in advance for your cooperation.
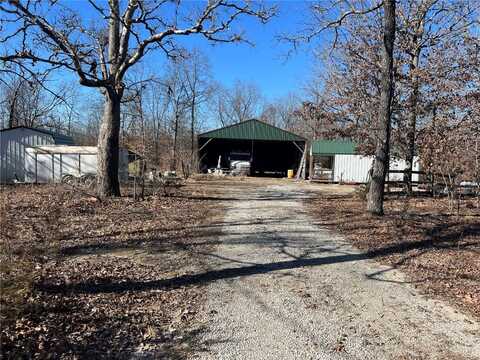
[8,85,20,128]
[171,111,179,171]
[404,49,420,194]
[367,0,396,215]
[190,94,196,170]
[97,90,121,197]
[96,0,121,197]
[8,97,17,128]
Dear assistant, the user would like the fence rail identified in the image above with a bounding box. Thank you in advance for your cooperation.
[385,169,479,195]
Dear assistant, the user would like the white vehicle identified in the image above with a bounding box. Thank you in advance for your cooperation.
[229,152,251,176]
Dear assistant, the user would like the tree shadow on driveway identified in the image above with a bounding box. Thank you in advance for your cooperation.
[39,230,478,295]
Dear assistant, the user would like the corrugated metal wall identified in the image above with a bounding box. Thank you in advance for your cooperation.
[333,155,420,183]
[333,155,373,183]
[0,128,54,183]
[25,147,129,183]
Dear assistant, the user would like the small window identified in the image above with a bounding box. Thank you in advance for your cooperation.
[316,156,333,170]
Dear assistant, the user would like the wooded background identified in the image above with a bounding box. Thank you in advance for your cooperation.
[1,0,479,206]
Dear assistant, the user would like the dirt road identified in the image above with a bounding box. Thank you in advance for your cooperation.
[191,180,480,360]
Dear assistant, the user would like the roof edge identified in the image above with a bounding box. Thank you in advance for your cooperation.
[198,118,306,141]
[311,139,358,155]
[1,126,66,136]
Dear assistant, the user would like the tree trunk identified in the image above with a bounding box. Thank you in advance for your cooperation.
[8,85,20,128]
[97,90,121,197]
[190,94,196,170]
[404,50,420,194]
[171,112,179,171]
[367,0,396,216]
[8,97,16,128]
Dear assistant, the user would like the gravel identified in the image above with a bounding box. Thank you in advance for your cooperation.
[191,181,480,360]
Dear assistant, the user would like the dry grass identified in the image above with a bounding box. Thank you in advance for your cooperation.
[307,192,480,318]
[0,182,221,359]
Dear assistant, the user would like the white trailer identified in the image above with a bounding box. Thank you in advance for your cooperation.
[24,145,129,183]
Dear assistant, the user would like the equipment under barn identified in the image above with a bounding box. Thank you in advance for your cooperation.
[198,119,306,176]
[309,140,420,183]
[24,146,129,183]
[0,126,74,183]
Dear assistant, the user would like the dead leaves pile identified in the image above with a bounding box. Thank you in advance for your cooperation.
[1,184,215,359]
[307,194,480,318]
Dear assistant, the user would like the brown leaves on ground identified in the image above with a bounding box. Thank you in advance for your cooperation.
[0,183,218,359]
[307,193,480,318]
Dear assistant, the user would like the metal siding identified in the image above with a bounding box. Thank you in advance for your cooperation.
[198,119,305,141]
[62,154,80,177]
[334,155,374,183]
[37,154,54,182]
[23,146,129,183]
[81,154,97,174]
[53,154,62,181]
[25,148,36,182]
[0,128,55,183]
[334,155,422,183]
[52,133,75,145]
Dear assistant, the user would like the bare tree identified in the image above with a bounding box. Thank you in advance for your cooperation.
[213,80,264,126]
[164,63,190,172]
[0,73,78,135]
[260,93,300,130]
[396,0,477,193]
[0,0,275,197]
[181,50,213,169]
[366,0,396,215]
[285,0,396,215]
[144,81,170,167]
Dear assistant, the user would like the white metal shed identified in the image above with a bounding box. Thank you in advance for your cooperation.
[310,140,420,183]
[24,145,129,183]
[0,126,74,183]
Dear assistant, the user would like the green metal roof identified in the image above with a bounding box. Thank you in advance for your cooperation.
[311,139,357,155]
[198,119,305,142]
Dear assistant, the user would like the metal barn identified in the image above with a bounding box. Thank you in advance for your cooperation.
[24,145,129,183]
[198,119,306,176]
[0,126,74,183]
[309,140,420,183]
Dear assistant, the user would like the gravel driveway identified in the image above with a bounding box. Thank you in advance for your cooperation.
[191,181,480,360]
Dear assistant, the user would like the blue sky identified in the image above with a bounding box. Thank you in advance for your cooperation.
[176,1,318,100]
[68,0,319,101]
[2,1,323,116]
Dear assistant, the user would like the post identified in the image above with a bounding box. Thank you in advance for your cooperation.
[301,144,306,180]
[51,152,54,183]
[308,142,314,180]
[35,152,38,183]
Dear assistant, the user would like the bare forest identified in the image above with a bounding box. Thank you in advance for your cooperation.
[1,0,479,359]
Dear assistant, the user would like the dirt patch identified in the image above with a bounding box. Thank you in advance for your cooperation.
[0,182,223,359]
[307,191,480,318]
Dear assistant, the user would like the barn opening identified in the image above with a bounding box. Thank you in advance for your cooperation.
[198,119,306,177]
